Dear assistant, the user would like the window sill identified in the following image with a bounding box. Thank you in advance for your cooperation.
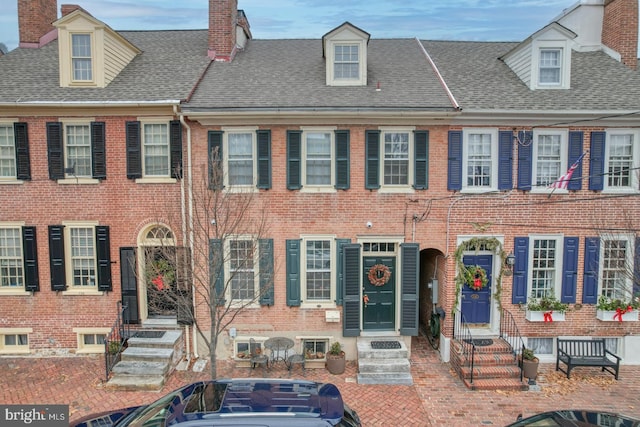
[377,187,415,194]
[300,187,337,194]
[224,186,258,193]
[0,290,31,296]
[76,347,105,354]
[0,348,30,355]
[0,179,25,185]
[301,302,337,309]
[530,188,568,195]
[135,177,177,184]
[460,187,498,194]
[57,178,100,185]
[601,188,640,195]
[62,289,104,296]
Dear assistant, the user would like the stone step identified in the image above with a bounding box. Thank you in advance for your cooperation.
[358,358,411,374]
[126,330,183,349]
[106,374,165,391]
[121,346,173,363]
[357,339,409,359]
[357,372,413,385]
[112,360,169,376]
[459,364,522,380]
[462,377,528,391]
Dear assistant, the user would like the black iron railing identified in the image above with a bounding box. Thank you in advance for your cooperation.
[453,309,477,384]
[104,301,130,382]
[499,308,525,381]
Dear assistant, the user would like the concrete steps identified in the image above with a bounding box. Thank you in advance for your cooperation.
[356,337,413,385]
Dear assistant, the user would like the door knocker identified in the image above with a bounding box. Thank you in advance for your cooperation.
[363,294,369,307]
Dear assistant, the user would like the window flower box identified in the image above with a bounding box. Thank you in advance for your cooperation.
[596,309,639,322]
[526,310,566,322]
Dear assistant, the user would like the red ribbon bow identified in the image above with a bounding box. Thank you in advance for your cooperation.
[613,306,633,322]
[543,311,553,322]
[473,278,482,289]
[152,275,165,290]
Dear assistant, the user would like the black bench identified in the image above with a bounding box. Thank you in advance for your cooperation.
[556,338,621,380]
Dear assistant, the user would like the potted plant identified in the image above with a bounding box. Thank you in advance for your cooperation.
[525,291,569,322]
[325,341,345,374]
[520,348,539,380]
[596,295,640,322]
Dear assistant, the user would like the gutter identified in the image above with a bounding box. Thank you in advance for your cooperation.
[414,37,461,111]
[0,100,182,107]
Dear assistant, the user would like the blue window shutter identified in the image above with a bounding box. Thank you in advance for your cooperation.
[343,244,361,337]
[22,226,39,292]
[583,237,600,304]
[447,131,462,191]
[48,225,66,291]
[567,131,584,191]
[259,239,274,306]
[208,131,223,190]
[589,132,605,191]
[96,226,112,292]
[498,131,513,190]
[512,237,529,304]
[286,239,301,306]
[414,131,429,190]
[400,243,419,336]
[517,131,532,191]
[365,130,380,189]
[634,237,640,295]
[125,121,141,179]
[14,123,31,181]
[335,130,350,190]
[561,237,579,303]
[47,122,64,180]
[209,239,225,305]
[335,239,350,305]
[257,130,272,189]
[287,131,302,190]
[169,120,183,179]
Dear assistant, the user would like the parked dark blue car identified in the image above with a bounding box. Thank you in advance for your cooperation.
[506,409,640,426]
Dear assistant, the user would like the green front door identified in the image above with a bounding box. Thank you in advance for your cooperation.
[363,256,395,330]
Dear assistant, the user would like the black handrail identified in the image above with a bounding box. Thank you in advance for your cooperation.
[453,309,477,384]
[499,308,525,382]
[104,301,130,382]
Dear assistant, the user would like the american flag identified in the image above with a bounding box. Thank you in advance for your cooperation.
[549,151,587,190]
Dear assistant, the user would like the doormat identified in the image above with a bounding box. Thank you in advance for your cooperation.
[371,341,401,350]
[132,331,166,339]
[464,338,493,347]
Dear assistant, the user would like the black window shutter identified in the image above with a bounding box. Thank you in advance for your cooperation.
[175,246,193,325]
[257,130,272,189]
[126,121,142,179]
[400,243,419,336]
[209,239,225,305]
[365,130,380,190]
[342,244,361,337]
[259,239,274,306]
[48,225,66,291]
[582,237,600,304]
[567,131,584,191]
[22,226,39,292]
[498,131,513,190]
[512,236,529,304]
[589,131,606,191]
[335,130,350,190]
[414,131,429,190]
[635,237,640,289]
[47,122,64,180]
[96,226,112,292]
[335,238,351,305]
[14,123,31,181]
[287,131,302,190]
[561,237,579,303]
[447,131,462,191]
[208,131,223,190]
[169,120,183,179]
[91,122,106,180]
[516,131,533,191]
[286,239,301,306]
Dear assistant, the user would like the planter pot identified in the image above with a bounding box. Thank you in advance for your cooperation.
[325,352,345,374]
[521,357,539,379]
[525,310,566,322]
[596,309,639,322]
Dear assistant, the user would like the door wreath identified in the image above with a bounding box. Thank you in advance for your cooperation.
[464,265,488,290]
[368,264,391,286]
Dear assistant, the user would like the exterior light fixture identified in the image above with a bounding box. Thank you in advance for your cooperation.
[504,252,516,276]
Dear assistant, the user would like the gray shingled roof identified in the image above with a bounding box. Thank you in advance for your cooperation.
[422,40,640,111]
[183,38,456,112]
[0,30,211,103]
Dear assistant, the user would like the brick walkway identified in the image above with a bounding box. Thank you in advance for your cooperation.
[1,335,639,426]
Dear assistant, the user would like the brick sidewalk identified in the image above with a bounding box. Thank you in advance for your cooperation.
[1,335,640,426]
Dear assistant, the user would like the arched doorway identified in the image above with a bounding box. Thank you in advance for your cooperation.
[419,248,445,347]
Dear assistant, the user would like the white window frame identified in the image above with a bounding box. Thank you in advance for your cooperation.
[462,128,498,192]
[0,223,27,294]
[301,127,336,192]
[531,129,568,193]
[225,236,260,306]
[0,328,31,354]
[55,119,100,185]
[62,221,101,295]
[223,127,257,190]
[531,41,571,90]
[379,127,415,193]
[604,129,640,193]
[528,235,564,302]
[233,336,268,360]
[325,36,367,87]
[74,327,110,354]
[300,337,330,361]
[301,235,336,308]
[70,33,94,83]
[0,122,17,181]
[599,234,635,301]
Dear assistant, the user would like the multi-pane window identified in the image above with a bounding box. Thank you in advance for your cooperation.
[305,240,331,301]
[334,45,359,79]
[66,125,91,177]
[607,134,633,188]
[539,49,561,84]
[229,240,255,300]
[305,132,332,186]
[0,228,23,288]
[228,133,254,186]
[143,123,170,176]
[535,133,562,187]
[531,238,557,298]
[601,238,632,300]
[466,133,492,187]
[383,132,409,185]
[303,339,328,360]
[83,333,106,346]
[69,227,96,287]
[0,125,16,178]
[71,34,92,81]
[3,334,28,350]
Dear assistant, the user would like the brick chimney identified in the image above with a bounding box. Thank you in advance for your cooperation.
[18,0,57,47]
[602,0,638,70]
[61,4,88,17]
[209,0,238,61]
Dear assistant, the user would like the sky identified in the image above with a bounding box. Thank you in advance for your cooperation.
[0,0,586,52]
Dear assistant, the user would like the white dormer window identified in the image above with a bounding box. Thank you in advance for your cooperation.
[334,44,359,80]
[71,34,93,81]
[539,49,561,85]
[323,22,370,87]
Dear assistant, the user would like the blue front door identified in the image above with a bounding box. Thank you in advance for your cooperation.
[461,254,492,324]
